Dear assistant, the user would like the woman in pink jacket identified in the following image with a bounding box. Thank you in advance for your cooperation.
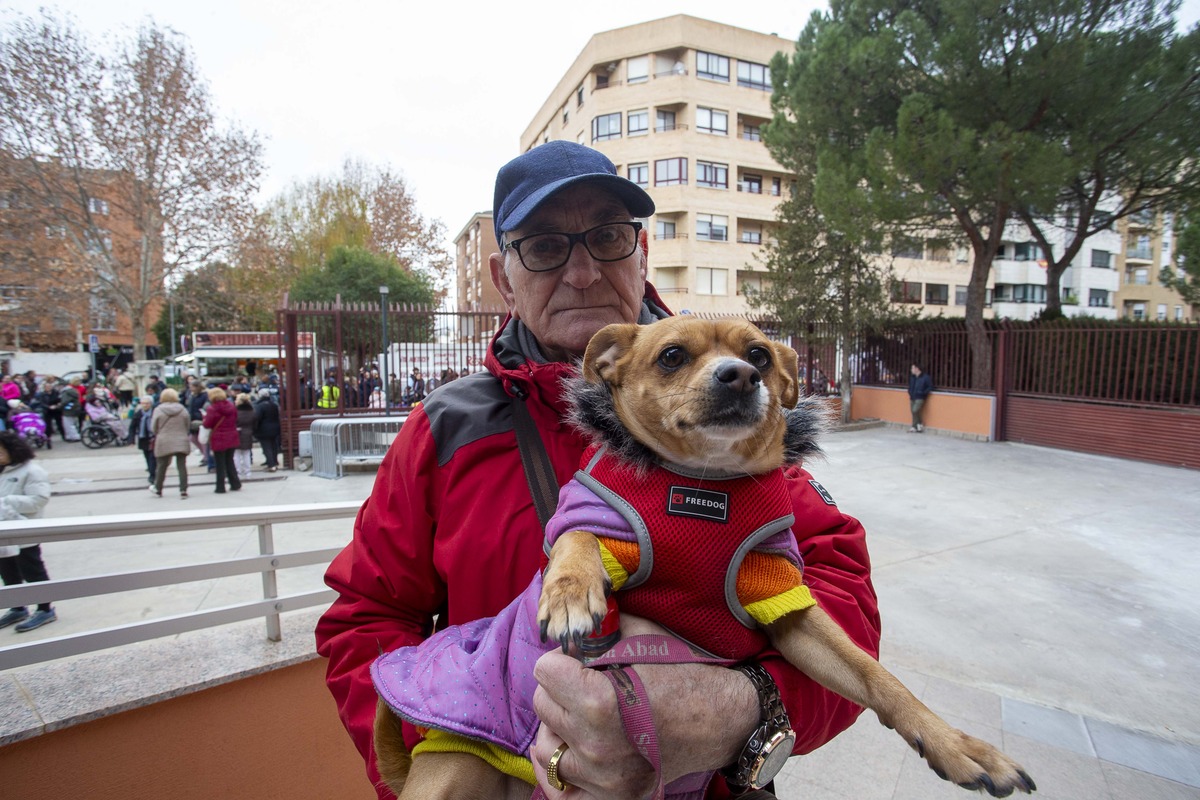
[201,388,241,494]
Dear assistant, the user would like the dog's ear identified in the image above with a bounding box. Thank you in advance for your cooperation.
[583,324,640,385]
[772,341,800,409]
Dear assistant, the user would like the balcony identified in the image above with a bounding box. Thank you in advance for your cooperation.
[1125,246,1153,260]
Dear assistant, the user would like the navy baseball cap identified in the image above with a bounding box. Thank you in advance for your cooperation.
[493,141,655,245]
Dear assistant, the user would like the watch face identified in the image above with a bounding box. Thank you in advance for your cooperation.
[751,729,797,787]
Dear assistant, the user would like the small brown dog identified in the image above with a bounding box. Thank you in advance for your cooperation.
[375,316,1034,799]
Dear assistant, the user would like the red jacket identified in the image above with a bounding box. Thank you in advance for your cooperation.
[201,399,239,452]
[315,305,881,798]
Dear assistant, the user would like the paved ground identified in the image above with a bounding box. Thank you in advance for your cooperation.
[9,425,1200,799]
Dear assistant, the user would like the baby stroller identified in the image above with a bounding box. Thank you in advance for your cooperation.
[10,410,50,449]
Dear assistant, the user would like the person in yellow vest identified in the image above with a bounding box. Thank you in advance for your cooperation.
[317,377,341,410]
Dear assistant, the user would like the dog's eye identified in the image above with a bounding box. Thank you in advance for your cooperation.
[657,346,689,370]
[747,347,771,370]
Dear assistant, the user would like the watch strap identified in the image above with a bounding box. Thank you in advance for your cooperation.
[721,663,793,792]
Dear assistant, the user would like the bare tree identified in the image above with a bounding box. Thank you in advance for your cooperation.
[257,160,453,302]
[0,11,262,359]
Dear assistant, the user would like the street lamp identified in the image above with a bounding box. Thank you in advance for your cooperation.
[379,285,390,408]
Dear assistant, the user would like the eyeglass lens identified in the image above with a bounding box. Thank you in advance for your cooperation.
[516,223,639,271]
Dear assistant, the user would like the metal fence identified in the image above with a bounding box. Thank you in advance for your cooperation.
[849,320,1200,408]
[0,502,360,671]
[276,299,505,465]
[310,416,408,479]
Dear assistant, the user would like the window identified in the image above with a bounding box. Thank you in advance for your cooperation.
[1013,241,1039,261]
[955,285,969,305]
[45,225,66,239]
[1011,284,1047,303]
[737,60,771,90]
[696,214,728,242]
[591,113,621,142]
[1090,289,1111,308]
[86,230,112,255]
[1127,234,1152,259]
[696,107,728,135]
[656,110,677,132]
[771,177,782,196]
[627,163,649,187]
[1157,304,1168,321]
[90,294,117,331]
[576,84,585,107]
[925,284,949,305]
[1090,249,1112,268]
[697,51,729,81]
[891,281,922,304]
[1176,306,1184,321]
[891,240,923,259]
[740,174,762,194]
[656,220,677,240]
[740,224,762,245]
[1130,301,1146,319]
[696,161,728,189]
[562,107,569,126]
[88,197,109,215]
[628,109,649,136]
[627,56,649,84]
[742,123,762,141]
[1130,268,1149,285]
[739,272,764,295]
[697,267,728,295]
[655,158,687,186]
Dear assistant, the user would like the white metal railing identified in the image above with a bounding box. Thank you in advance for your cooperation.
[0,502,360,670]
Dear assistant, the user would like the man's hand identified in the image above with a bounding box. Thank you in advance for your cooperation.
[529,615,759,799]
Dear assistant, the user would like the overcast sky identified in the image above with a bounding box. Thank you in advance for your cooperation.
[5,0,1200,258]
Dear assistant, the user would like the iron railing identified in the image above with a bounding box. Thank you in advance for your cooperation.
[850,320,1200,407]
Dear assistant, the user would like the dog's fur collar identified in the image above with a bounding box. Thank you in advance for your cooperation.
[564,372,826,475]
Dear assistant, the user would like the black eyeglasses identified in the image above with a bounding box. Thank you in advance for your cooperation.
[502,221,642,272]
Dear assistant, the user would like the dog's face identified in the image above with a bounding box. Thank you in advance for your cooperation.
[581,316,799,474]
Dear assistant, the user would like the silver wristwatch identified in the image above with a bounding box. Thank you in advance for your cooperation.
[721,663,796,793]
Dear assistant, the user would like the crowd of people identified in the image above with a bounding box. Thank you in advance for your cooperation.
[290,363,469,411]
[0,367,284,498]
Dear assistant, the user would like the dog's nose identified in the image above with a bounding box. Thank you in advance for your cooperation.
[715,362,761,394]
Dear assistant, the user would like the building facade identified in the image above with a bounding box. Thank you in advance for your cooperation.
[1116,209,1194,322]
[452,212,504,312]
[491,14,1194,323]
[0,158,162,359]
[517,15,789,314]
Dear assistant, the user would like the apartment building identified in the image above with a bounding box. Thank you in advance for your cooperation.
[490,14,1181,323]
[0,159,161,356]
[453,211,504,312]
[516,15,790,314]
[1117,209,1194,321]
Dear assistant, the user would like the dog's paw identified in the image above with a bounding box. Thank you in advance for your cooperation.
[907,725,1035,796]
[537,568,609,655]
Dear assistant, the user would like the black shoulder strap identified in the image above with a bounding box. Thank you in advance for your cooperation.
[510,392,560,529]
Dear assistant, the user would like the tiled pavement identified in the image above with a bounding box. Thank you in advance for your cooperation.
[11,425,1200,799]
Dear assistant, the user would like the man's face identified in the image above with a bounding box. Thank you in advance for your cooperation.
[490,184,648,362]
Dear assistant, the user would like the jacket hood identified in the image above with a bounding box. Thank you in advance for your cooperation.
[157,402,186,417]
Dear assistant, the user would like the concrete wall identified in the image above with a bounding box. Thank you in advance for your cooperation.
[0,658,374,800]
[849,385,994,440]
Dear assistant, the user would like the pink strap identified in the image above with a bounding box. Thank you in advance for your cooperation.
[532,635,735,799]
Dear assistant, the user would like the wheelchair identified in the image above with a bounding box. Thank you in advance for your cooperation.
[80,417,125,449]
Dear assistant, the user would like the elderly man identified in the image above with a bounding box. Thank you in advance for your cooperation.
[316,141,880,799]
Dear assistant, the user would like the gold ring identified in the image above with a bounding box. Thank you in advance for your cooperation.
[546,742,570,791]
